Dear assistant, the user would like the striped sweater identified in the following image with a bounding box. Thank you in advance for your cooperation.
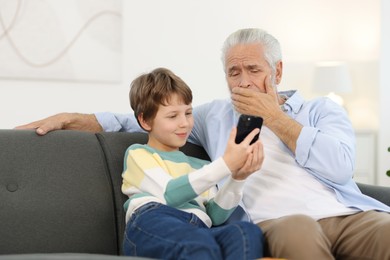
[121,144,245,227]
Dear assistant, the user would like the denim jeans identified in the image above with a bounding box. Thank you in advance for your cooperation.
[123,202,263,260]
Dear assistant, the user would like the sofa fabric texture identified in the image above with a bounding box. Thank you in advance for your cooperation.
[1,129,389,257]
[0,130,209,257]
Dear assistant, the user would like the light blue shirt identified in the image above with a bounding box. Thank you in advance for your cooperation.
[96,90,390,213]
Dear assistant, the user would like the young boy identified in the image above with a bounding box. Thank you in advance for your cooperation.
[122,67,264,259]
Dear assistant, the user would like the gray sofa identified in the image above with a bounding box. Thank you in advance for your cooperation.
[1,129,390,259]
[0,130,207,259]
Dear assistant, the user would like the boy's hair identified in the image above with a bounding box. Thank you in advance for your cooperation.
[129,67,192,126]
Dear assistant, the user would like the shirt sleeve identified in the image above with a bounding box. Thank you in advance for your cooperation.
[95,112,143,132]
[295,98,355,185]
[188,102,209,147]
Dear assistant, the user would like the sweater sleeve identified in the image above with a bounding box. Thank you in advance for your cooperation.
[122,146,232,208]
[205,177,245,226]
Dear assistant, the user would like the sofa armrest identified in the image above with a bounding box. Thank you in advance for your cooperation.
[357,182,390,207]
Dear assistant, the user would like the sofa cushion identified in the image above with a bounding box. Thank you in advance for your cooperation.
[357,182,390,206]
[96,132,148,254]
[96,131,211,252]
[0,253,152,260]
[0,130,118,254]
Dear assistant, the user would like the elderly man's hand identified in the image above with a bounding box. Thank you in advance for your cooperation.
[15,113,102,135]
[231,75,283,126]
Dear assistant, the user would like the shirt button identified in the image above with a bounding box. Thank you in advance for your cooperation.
[280,105,288,112]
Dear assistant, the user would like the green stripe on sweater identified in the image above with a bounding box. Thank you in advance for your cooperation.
[165,174,198,207]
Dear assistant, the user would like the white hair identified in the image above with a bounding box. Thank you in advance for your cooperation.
[221,28,282,74]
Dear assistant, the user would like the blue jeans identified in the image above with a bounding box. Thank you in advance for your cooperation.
[123,202,263,260]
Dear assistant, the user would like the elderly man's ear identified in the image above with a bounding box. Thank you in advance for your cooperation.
[275,61,283,85]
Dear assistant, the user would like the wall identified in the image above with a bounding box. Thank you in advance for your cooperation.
[0,0,380,130]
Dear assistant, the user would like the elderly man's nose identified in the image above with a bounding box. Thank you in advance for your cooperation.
[239,79,251,88]
[238,73,252,88]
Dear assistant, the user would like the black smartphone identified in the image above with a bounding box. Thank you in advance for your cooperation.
[235,115,263,145]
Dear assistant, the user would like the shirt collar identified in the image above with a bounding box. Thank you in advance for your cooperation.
[279,90,304,114]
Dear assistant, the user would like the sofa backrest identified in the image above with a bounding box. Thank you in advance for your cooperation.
[0,130,118,254]
[95,132,211,254]
[0,130,210,255]
[95,132,148,254]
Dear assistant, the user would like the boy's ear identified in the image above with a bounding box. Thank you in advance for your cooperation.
[138,113,152,131]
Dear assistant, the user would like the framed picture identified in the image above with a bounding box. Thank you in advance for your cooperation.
[0,0,122,83]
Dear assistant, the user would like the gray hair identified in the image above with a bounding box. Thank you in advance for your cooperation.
[221,28,282,74]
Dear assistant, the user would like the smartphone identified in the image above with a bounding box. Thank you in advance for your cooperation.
[235,115,263,145]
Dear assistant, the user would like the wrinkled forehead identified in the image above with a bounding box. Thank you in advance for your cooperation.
[225,44,266,66]
[226,47,270,73]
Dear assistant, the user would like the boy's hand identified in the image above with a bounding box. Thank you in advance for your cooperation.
[233,140,263,180]
[223,127,264,180]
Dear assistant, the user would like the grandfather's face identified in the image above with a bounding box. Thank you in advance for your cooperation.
[225,43,280,93]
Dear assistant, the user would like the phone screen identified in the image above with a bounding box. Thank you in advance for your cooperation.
[235,115,263,144]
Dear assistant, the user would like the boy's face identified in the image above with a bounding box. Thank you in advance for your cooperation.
[145,93,193,152]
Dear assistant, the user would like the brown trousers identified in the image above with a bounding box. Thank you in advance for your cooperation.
[257,211,390,260]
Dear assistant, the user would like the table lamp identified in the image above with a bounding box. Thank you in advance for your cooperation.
[312,61,352,106]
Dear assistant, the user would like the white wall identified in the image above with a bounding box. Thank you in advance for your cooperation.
[0,0,380,130]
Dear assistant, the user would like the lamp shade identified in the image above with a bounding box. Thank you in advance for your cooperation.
[312,61,352,94]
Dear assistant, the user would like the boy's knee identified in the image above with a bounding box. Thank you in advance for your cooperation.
[229,221,264,248]
[235,221,263,236]
[174,236,222,259]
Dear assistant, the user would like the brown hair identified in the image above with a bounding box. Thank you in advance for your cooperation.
[129,67,192,125]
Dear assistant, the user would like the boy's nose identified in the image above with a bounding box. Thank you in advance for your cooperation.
[179,116,190,127]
